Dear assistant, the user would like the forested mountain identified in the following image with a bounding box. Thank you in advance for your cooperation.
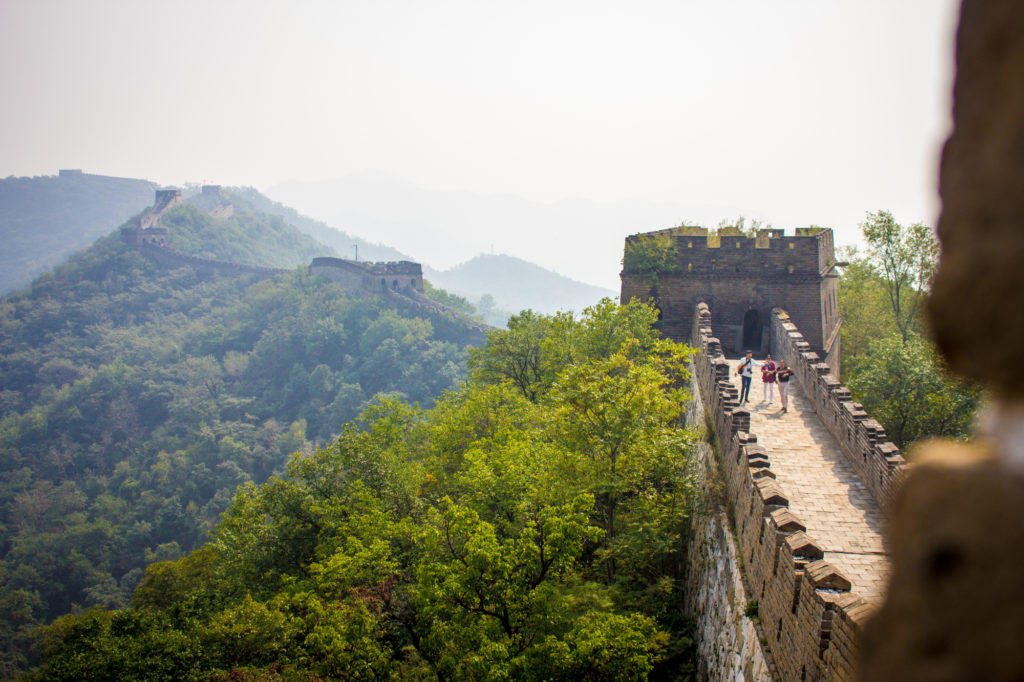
[0,205,486,675]
[0,175,613,327]
[0,172,156,294]
[31,301,701,681]
[166,200,330,269]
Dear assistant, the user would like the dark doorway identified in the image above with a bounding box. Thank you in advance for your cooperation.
[742,309,761,351]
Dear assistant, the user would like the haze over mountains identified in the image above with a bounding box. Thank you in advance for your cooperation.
[0,173,618,318]
[425,254,613,318]
[267,170,751,292]
[0,172,156,293]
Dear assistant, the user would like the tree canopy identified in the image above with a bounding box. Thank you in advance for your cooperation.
[0,209,484,676]
[839,211,981,450]
[29,299,702,681]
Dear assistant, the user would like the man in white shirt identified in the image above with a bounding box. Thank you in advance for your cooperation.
[737,350,759,404]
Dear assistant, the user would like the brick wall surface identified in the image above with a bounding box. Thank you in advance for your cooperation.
[684,369,772,681]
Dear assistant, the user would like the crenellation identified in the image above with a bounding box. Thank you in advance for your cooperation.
[785,531,824,562]
[771,508,807,534]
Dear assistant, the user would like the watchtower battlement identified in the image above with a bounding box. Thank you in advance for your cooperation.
[621,226,841,374]
[624,226,835,278]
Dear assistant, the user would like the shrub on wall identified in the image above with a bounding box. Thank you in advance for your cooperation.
[622,233,678,286]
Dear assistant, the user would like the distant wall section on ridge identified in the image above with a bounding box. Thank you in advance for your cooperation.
[122,189,489,333]
[310,256,425,296]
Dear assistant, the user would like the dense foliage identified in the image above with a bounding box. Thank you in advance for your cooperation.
[29,300,701,681]
[621,234,678,287]
[839,212,981,449]
[0,214,483,675]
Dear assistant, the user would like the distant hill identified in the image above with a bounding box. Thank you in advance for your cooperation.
[0,171,156,294]
[425,253,617,322]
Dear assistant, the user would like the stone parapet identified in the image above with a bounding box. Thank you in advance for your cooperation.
[769,308,907,510]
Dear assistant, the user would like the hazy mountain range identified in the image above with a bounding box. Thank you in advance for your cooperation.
[1,173,621,319]
[0,172,156,293]
[267,170,750,292]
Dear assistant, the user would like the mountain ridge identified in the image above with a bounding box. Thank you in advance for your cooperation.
[0,172,157,294]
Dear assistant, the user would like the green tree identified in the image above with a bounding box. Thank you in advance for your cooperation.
[845,332,982,449]
[860,210,939,343]
[550,339,695,580]
[835,246,900,362]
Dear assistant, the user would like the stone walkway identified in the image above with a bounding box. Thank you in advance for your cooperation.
[731,359,890,603]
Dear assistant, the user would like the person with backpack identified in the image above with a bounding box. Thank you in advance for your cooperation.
[736,350,758,404]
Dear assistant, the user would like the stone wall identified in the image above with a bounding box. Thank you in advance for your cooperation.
[768,309,906,510]
[859,2,1024,677]
[310,257,426,296]
[137,249,490,334]
[139,242,288,278]
[310,257,369,293]
[685,364,772,681]
[690,302,874,681]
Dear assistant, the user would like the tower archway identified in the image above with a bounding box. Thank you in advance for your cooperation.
[742,309,762,351]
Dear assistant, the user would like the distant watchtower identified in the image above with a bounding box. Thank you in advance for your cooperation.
[620,226,841,372]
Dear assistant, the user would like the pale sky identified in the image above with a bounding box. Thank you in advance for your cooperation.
[2,0,961,287]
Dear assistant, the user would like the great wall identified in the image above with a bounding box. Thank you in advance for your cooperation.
[121,187,491,334]
[132,180,898,677]
[621,226,903,680]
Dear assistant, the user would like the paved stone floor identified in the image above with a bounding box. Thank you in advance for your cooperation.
[730,359,890,604]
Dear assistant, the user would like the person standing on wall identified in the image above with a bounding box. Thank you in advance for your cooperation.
[776,360,794,413]
[761,354,777,403]
[737,350,758,403]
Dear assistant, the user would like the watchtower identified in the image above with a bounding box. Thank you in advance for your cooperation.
[309,257,425,295]
[139,189,182,229]
[620,226,841,373]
